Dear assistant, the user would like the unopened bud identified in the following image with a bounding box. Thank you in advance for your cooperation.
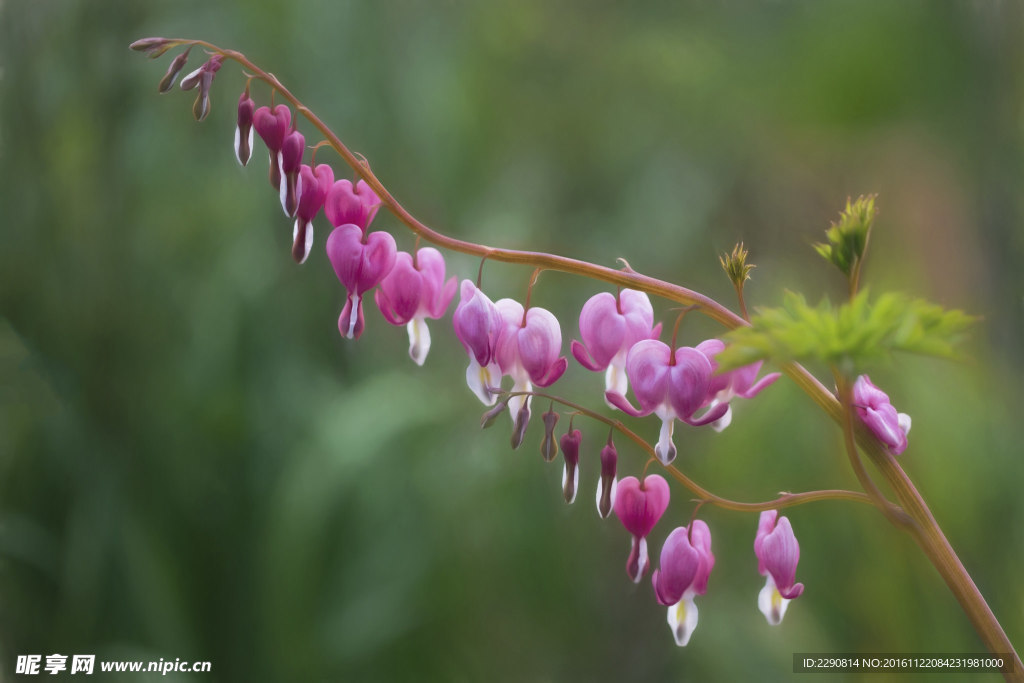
[158,48,191,94]
[129,37,174,58]
[596,434,618,519]
[480,398,510,429]
[279,129,305,217]
[559,429,582,504]
[719,242,754,290]
[234,88,255,166]
[539,407,559,462]
[814,194,878,277]
[510,401,531,449]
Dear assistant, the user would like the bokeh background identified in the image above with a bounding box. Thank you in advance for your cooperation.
[2,1,1023,681]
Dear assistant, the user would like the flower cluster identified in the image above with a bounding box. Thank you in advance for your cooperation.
[136,39,929,651]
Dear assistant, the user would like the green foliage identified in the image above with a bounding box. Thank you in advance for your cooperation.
[719,242,754,289]
[717,290,976,371]
[813,195,877,277]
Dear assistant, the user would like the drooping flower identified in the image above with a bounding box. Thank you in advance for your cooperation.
[652,521,715,646]
[374,247,457,366]
[595,434,618,519]
[325,225,397,341]
[605,340,728,464]
[852,375,912,456]
[253,104,292,190]
[278,127,306,217]
[613,475,670,583]
[493,298,568,440]
[754,510,804,625]
[179,54,223,121]
[559,428,582,504]
[291,163,334,264]
[324,179,381,234]
[234,87,255,166]
[452,280,503,405]
[572,289,661,403]
[697,339,780,432]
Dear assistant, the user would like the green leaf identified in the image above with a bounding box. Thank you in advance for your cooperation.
[716,290,976,371]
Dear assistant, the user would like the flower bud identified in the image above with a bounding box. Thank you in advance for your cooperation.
[234,88,256,166]
[158,48,191,94]
[539,407,559,462]
[130,37,174,58]
[559,429,582,504]
[595,434,618,519]
[510,401,531,450]
[279,128,305,217]
[480,398,510,429]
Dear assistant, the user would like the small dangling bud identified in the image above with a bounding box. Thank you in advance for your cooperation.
[510,400,531,450]
[181,55,223,122]
[480,397,510,429]
[539,404,559,462]
[158,48,191,94]
[596,432,618,519]
[559,428,582,504]
[279,128,305,217]
[234,86,255,166]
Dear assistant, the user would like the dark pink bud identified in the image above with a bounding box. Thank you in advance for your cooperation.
[559,429,582,504]
[254,104,292,190]
[596,435,618,519]
[158,48,190,93]
[279,129,305,217]
[234,89,256,166]
[539,407,559,462]
[480,398,510,429]
[291,163,334,264]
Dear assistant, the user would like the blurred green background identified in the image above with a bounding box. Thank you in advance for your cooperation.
[2,1,1023,681]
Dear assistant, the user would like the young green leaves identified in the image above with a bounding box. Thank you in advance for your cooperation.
[716,290,975,372]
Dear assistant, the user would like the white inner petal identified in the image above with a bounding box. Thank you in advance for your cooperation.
[757,575,789,626]
[655,418,677,464]
[407,317,431,366]
[344,293,360,339]
[710,403,733,433]
[604,359,629,401]
[561,463,578,504]
[667,595,700,647]
[465,359,498,406]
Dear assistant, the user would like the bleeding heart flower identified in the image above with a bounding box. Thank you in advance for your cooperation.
[452,280,503,406]
[613,475,671,582]
[493,298,568,440]
[253,104,292,190]
[325,225,397,340]
[605,340,728,464]
[291,163,334,264]
[697,339,780,432]
[652,521,715,647]
[754,510,804,625]
[324,179,381,233]
[572,289,661,403]
[852,375,912,456]
[374,247,457,365]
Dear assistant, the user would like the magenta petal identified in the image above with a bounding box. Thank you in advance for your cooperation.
[571,339,603,371]
[578,292,626,369]
[325,225,366,292]
[357,231,398,293]
[452,280,500,366]
[626,339,672,413]
[534,356,567,387]
[376,252,422,325]
[605,390,650,417]
[683,401,729,427]
[253,104,291,152]
[613,475,670,539]
[518,307,563,383]
[324,178,380,230]
[652,527,701,606]
[737,370,781,399]
[667,347,713,419]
